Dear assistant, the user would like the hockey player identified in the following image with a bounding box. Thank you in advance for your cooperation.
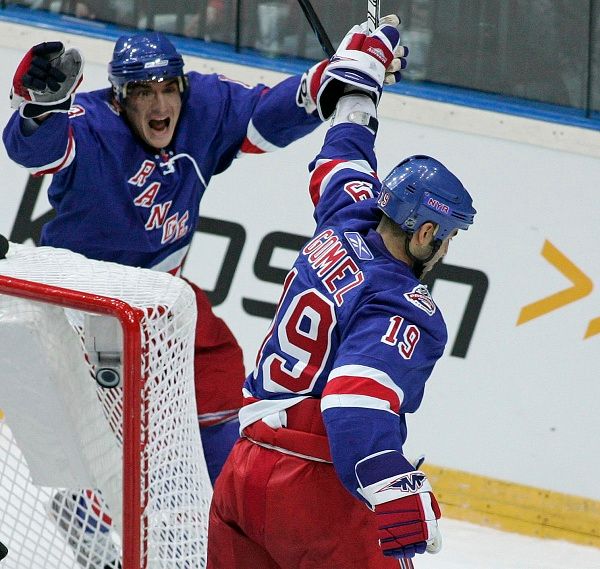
[3,31,328,482]
[207,16,476,569]
[2,30,329,569]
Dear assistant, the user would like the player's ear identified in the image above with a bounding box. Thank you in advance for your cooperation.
[413,222,437,247]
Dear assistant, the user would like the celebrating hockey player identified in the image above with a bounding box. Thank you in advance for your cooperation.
[207,15,476,569]
[3,31,328,483]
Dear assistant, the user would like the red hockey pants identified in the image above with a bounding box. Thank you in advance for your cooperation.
[186,281,246,425]
[207,438,405,569]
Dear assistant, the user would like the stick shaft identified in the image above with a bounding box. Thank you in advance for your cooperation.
[367,0,380,33]
[297,0,335,58]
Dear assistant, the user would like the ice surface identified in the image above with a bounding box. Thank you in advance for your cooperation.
[417,518,600,569]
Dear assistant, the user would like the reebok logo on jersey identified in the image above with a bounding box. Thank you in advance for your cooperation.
[404,285,437,316]
[344,232,373,260]
[377,472,427,493]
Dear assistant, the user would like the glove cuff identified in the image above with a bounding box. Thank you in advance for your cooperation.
[328,49,387,87]
[355,450,432,507]
[358,469,432,506]
[14,95,73,119]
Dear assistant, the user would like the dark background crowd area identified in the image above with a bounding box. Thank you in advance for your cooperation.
[5,0,600,121]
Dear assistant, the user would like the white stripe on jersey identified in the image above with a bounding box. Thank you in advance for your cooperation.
[241,119,282,154]
[149,244,189,275]
[327,364,405,402]
[238,394,309,431]
[28,131,76,175]
[311,158,373,201]
[321,393,400,414]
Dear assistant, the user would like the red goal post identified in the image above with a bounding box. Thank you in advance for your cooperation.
[0,242,212,569]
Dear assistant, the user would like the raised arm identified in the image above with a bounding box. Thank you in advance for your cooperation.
[308,15,407,226]
[3,41,83,173]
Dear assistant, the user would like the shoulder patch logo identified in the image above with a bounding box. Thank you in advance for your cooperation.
[404,284,437,316]
[344,231,373,261]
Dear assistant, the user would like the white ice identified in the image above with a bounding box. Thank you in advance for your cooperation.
[417,518,600,569]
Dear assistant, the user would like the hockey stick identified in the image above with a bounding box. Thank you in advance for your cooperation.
[367,0,380,33]
[296,0,335,58]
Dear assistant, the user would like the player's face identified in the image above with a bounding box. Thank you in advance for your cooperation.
[123,79,182,150]
[420,229,458,276]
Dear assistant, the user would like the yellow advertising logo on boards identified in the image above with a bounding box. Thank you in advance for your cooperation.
[517,240,598,338]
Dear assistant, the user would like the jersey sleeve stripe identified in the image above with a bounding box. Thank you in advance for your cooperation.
[323,375,401,414]
[28,125,76,176]
[238,118,281,156]
[309,158,345,206]
[328,364,404,401]
[309,158,376,206]
[321,393,399,415]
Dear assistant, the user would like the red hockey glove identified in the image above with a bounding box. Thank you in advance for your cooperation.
[356,450,442,559]
[316,14,408,120]
[11,41,84,119]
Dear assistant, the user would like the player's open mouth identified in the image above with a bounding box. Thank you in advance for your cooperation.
[149,118,170,132]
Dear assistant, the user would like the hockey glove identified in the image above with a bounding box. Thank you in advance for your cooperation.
[356,450,442,559]
[316,14,407,120]
[296,58,329,116]
[10,41,84,119]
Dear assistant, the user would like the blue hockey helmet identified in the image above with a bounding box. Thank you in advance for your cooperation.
[377,155,476,241]
[108,32,185,101]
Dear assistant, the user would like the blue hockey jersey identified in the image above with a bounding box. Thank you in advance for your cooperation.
[3,71,320,273]
[239,120,448,500]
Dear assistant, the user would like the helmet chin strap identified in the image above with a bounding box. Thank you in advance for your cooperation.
[404,237,441,279]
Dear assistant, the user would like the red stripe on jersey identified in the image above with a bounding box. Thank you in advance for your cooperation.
[239,137,266,155]
[309,159,345,206]
[323,375,401,414]
[33,125,75,176]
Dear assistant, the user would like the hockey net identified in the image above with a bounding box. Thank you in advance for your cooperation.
[0,243,212,569]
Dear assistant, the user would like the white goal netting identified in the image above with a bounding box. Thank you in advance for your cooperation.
[0,243,212,569]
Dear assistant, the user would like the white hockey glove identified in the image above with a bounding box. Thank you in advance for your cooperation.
[316,14,407,121]
[10,41,84,119]
[356,450,442,559]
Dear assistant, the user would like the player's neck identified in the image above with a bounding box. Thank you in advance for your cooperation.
[377,226,412,266]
